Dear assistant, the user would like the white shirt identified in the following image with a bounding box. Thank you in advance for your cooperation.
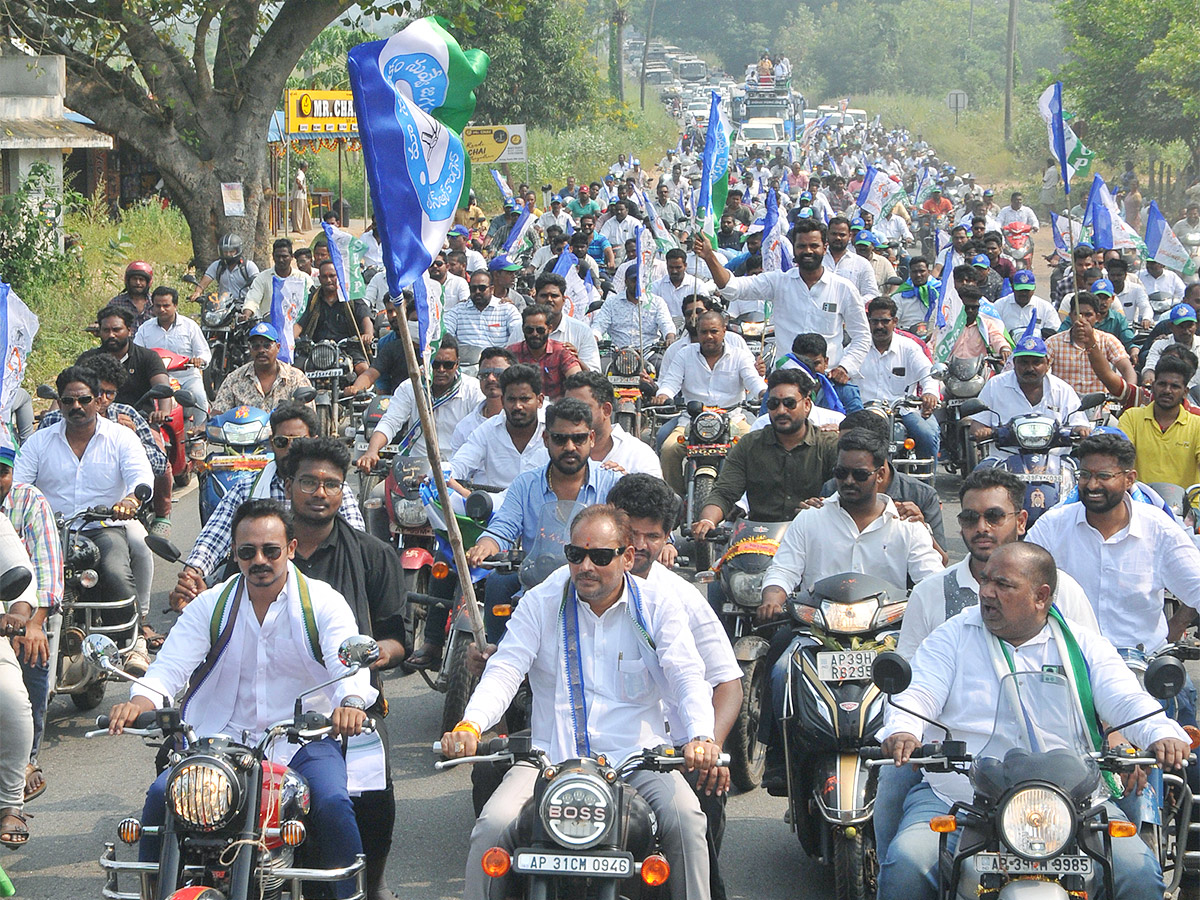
[549,314,601,371]
[134,313,211,364]
[824,250,881,298]
[881,606,1186,806]
[855,332,932,404]
[460,247,488,274]
[970,371,1087,451]
[1139,268,1187,301]
[1143,335,1199,378]
[132,567,376,765]
[15,416,153,517]
[602,424,664,477]
[1115,280,1153,324]
[646,561,740,739]
[718,268,871,377]
[462,566,715,762]
[429,273,470,312]
[447,401,498,456]
[897,557,1099,658]
[600,216,639,261]
[1028,496,1200,652]
[751,405,844,430]
[360,229,384,267]
[363,270,391,314]
[537,209,574,233]
[243,269,311,317]
[450,412,548,488]
[762,493,943,596]
[650,274,717,318]
[994,293,1061,336]
[997,205,1039,230]
[374,377,485,464]
[443,297,524,349]
[591,294,676,347]
[657,342,766,409]
[659,331,750,379]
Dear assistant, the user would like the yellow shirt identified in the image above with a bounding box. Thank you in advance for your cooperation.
[1117,403,1200,489]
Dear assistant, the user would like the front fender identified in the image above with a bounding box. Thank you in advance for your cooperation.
[733,634,769,663]
[809,752,874,825]
[401,546,434,571]
[315,390,333,408]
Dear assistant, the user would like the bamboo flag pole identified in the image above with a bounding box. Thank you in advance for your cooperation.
[395,314,487,647]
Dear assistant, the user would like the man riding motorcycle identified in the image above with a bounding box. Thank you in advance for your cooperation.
[108,261,155,331]
[189,233,260,303]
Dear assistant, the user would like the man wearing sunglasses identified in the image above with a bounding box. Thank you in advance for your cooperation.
[507,304,580,400]
[172,404,365,611]
[442,271,523,351]
[535,273,601,372]
[444,504,719,900]
[109,500,374,900]
[355,335,484,476]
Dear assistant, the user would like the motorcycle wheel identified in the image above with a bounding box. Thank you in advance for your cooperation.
[727,658,767,791]
[832,826,875,900]
[440,629,479,736]
[71,679,107,711]
[316,405,333,439]
[691,473,716,571]
[615,409,637,436]
[964,431,981,473]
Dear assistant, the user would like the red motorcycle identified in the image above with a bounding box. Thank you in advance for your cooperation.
[1001,221,1034,271]
[148,348,205,489]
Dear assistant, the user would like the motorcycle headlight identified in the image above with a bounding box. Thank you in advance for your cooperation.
[998,786,1074,860]
[222,422,269,446]
[539,773,614,849]
[612,348,641,376]
[693,411,724,441]
[949,374,986,398]
[727,570,764,607]
[819,598,879,634]
[167,756,241,831]
[1013,419,1055,451]
[204,307,229,327]
[308,342,338,370]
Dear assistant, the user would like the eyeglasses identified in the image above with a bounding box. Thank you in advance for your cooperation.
[430,259,446,267]
[431,359,457,370]
[832,465,879,482]
[523,325,548,335]
[295,475,344,494]
[548,431,590,447]
[956,508,1016,527]
[98,389,117,400]
[564,544,626,566]
[236,544,285,561]
[868,318,895,327]
[271,435,299,449]
[766,396,800,410]
[60,395,94,407]
[469,284,490,292]
[478,367,506,379]
[1077,469,1129,484]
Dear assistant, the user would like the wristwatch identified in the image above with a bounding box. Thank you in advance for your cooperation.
[340,696,367,711]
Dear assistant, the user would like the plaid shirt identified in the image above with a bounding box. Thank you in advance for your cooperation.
[39,403,168,476]
[211,361,313,415]
[1045,330,1130,398]
[2,482,63,611]
[184,467,364,576]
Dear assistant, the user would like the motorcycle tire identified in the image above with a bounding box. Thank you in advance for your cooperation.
[173,468,191,489]
[316,406,333,439]
[440,630,479,736]
[615,409,637,437]
[691,473,717,572]
[832,826,875,900]
[71,680,107,711]
[964,432,981,473]
[727,658,767,791]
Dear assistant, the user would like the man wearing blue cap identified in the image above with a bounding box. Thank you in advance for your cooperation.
[1058,276,1136,353]
[994,269,1060,338]
[1142,303,1199,385]
[536,195,572,235]
[211,322,313,415]
[969,251,1004,303]
[447,225,486,274]
[855,229,896,288]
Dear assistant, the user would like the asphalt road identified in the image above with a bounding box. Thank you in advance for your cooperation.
[5,471,971,900]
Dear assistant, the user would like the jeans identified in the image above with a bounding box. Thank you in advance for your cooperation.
[873,763,922,868]
[140,739,363,898]
[18,653,50,761]
[483,571,523,646]
[91,527,138,607]
[900,410,940,466]
[421,569,459,647]
[879,783,1164,900]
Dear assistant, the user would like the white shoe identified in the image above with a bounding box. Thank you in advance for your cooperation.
[125,636,150,677]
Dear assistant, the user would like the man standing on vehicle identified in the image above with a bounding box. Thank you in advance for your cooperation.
[134,286,210,430]
[878,542,1187,900]
[698,218,870,387]
[211,322,313,415]
[651,248,716,318]
[108,500,373,900]
[443,503,720,900]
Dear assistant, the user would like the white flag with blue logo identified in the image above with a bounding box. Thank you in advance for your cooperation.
[0,282,38,420]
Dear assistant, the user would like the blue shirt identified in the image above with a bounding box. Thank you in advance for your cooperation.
[483,460,621,550]
[587,235,612,265]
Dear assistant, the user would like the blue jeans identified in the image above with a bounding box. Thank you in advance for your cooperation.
[879,783,1164,900]
[873,763,922,867]
[140,739,363,898]
[484,571,523,646]
[18,655,50,760]
[900,410,940,466]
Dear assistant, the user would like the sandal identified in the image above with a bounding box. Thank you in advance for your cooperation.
[141,625,166,651]
[403,641,443,671]
[0,808,28,848]
[23,765,44,804]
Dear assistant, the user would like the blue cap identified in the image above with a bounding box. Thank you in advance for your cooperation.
[1012,270,1036,289]
[983,188,994,197]
[1090,277,1115,297]
[799,191,813,202]
[604,174,615,182]
[248,322,280,343]
[854,230,877,247]
[850,216,865,230]
[1170,303,1197,325]
[0,435,15,467]
[970,253,990,268]
[796,208,814,219]
[1012,335,1048,358]
[488,254,521,272]
[550,195,562,203]
[449,225,470,237]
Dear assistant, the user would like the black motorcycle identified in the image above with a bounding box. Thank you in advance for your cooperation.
[678,400,746,572]
[182,274,253,400]
[294,336,359,439]
[598,339,664,440]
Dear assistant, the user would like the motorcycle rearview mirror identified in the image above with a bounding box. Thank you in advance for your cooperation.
[884,276,905,287]
[36,383,59,402]
[144,534,182,563]
[958,399,988,417]
[337,634,381,669]
[83,633,173,705]
[134,484,153,504]
[871,651,912,695]
[291,386,317,404]
[587,300,605,315]
[1144,655,1187,701]
[181,274,199,285]
[1078,392,1105,412]
[686,399,704,418]
[172,389,199,409]
[928,363,947,382]
[465,490,494,523]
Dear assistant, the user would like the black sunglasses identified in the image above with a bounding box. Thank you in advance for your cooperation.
[956,508,1016,527]
[832,465,879,482]
[431,360,457,370]
[60,395,94,407]
[523,325,548,335]
[548,431,590,447]
[469,284,490,292]
[766,396,800,410]
[271,435,297,449]
[236,544,285,561]
[564,544,626,566]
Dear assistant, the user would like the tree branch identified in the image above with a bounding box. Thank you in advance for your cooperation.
[193,6,217,102]
[211,0,262,95]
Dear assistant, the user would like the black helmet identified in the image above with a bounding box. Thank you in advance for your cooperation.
[218,233,243,261]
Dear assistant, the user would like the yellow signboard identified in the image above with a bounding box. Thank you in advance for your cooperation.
[463,125,528,164]
[285,89,358,136]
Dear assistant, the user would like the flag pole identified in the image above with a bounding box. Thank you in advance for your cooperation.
[396,319,487,648]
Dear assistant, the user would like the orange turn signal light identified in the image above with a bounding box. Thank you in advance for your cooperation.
[929,815,957,833]
[117,817,142,844]
[280,820,307,847]
[677,434,686,444]
[1108,820,1138,838]
[431,561,450,580]
[640,854,670,886]
[493,604,513,618]
[903,438,916,450]
[1185,725,1200,750]
[481,847,511,878]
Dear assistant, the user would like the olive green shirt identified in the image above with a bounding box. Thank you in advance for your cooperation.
[707,424,839,522]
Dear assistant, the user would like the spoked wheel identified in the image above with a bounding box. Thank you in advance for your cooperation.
[316,405,333,439]
[726,658,767,791]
